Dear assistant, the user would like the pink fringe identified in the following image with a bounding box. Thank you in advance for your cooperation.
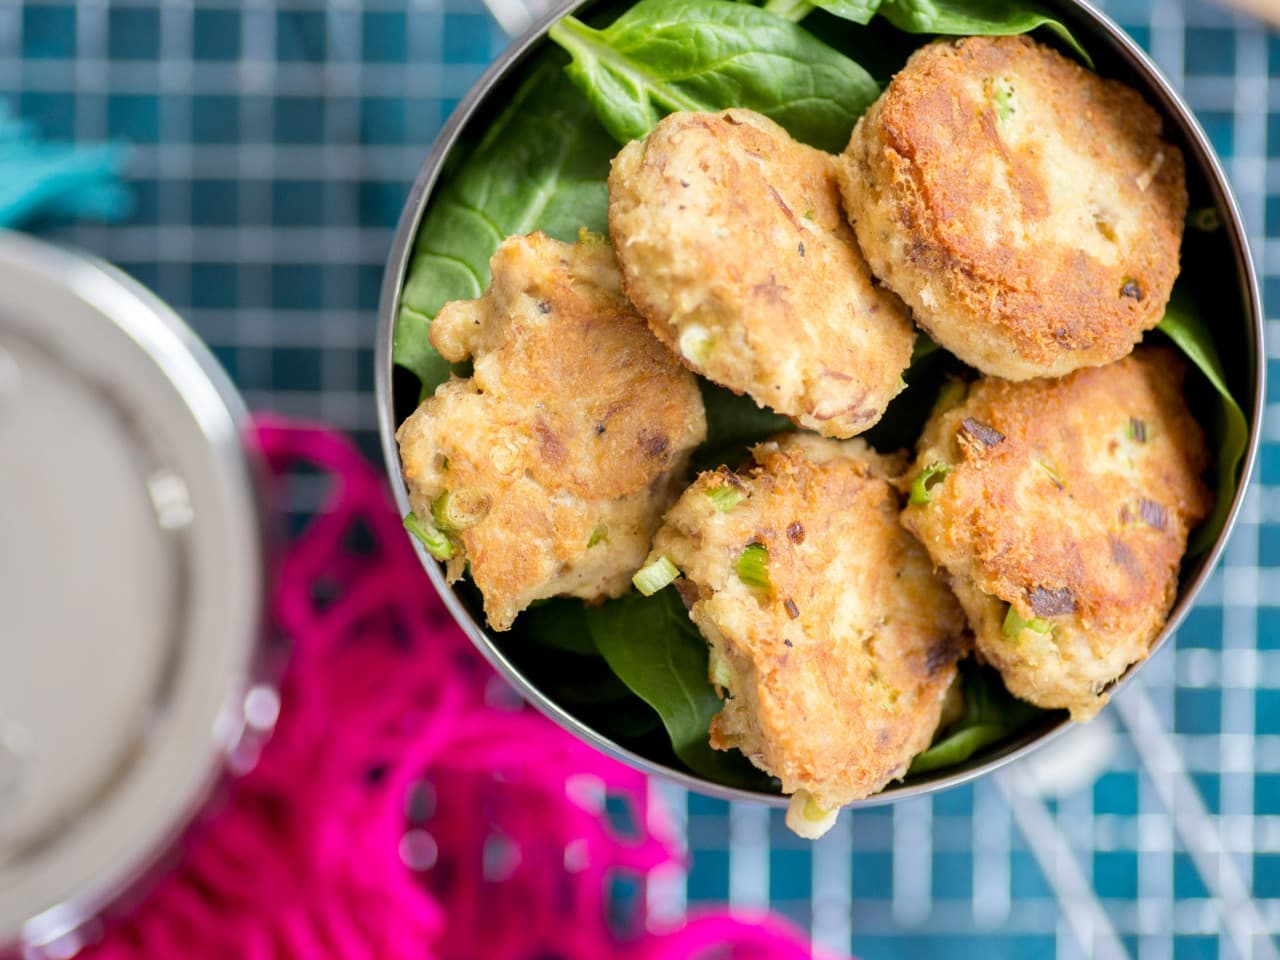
[74,416,839,960]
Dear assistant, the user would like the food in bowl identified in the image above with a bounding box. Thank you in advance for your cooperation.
[900,348,1211,721]
[840,35,1188,381]
[396,232,706,631]
[641,432,968,838]
[609,108,914,437]
[388,0,1250,836]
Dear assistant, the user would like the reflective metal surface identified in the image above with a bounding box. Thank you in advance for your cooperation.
[0,232,269,954]
[375,0,1265,806]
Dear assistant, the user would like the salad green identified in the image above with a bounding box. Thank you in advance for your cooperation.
[392,0,1250,794]
[549,0,879,152]
[396,59,613,395]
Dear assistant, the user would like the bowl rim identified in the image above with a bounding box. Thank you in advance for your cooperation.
[0,231,274,950]
[375,0,1266,807]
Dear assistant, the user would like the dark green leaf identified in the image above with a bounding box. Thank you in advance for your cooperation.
[876,0,1091,66]
[548,0,880,153]
[861,333,962,454]
[587,700,665,740]
[394,307,455,394]
[908,723,1009,774]
[584,589,774,788]
[1158,286,1250,556]
[691,380,795,473]
[392,57,614,393]
[521,598,599,656]
[791,0,882,24]
[546,666,638,705]
[908,662,1045,775]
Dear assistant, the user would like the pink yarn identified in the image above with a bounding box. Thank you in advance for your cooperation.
[74,417,837,960]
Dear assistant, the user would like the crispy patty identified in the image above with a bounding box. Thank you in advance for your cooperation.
[900,348,1211,720]
[396,232,707,631]
[648,433,968,810]
[609,109,915,438]
[840,36,1187,380]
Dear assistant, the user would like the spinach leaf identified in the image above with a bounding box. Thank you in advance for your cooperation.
[762,0,1089,66]
[908,662,1044,775]
[691,380,795,474]
[1158,287,1250,557]
[861,335,960,454]
[394,308,454,396]
[521,598,599,657]
[584,589,774,789]
[392,57,614,391]
[548,0,880,153]
[768,0,881,24]
[876,0,1091,65]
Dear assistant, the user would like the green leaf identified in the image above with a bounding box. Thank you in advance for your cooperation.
[861,333,964,453]
[1158,286,1250,556]
[548,0,880,153]
[392,57,614,393]
[521,598,599,656]
[908,662,1045,775]
[763,0,1089,67]
[771,0,881,24]
[691,380,794,474]
[876,0,1091,66]
[584,589,774,788]
[394,307,455,394]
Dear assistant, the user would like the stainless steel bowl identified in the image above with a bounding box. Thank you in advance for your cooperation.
[0,232,273,955]
[375,0,1265,806]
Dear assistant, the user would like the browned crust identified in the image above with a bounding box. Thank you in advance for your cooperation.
[609,109,914,437]
[397,232,707,630]
[843,36,1187,377]
[901,348,1211,715]
[651,434,969,807]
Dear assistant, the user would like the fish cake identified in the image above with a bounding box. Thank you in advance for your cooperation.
[840,36,1187,380]
[609,109,915,439]
[900,348,1211,720]
[645,433,968,829]
[396,232,707,631]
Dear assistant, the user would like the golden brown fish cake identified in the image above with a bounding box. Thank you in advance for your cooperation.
[840,36,1187,380]
[646,433,968,822]
[900,348,1211,720]
[609,109,915,438]
[396,232,707,631]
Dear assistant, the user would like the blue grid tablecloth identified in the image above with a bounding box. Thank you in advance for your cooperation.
[3,1,1277,957]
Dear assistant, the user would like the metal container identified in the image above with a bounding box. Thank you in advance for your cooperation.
[376,0,1265,806]
[0,232,272,956]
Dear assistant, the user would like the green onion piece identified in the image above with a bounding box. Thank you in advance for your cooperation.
[1187,206,1222,232]
[1002,604,1052,637]
[1035,459,1064,489]
[909,462,952,504]
[706,485,745,512]
[1127,417,1147,443]
[633,555,679,596]
[404,512,454,561]
[709,646,734,691]
[992,78,1015,121]
[785,790,839,839]
[587,523,607,548]
[737,543,771,590]
[678,324,713,366]
[431,489,490,532]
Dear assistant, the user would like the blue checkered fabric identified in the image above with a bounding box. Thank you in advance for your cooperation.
[3,2,1277,957]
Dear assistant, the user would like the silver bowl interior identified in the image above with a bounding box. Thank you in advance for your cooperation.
[375,0,1265,807]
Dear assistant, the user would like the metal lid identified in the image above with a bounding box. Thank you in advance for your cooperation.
[0,231,267,953]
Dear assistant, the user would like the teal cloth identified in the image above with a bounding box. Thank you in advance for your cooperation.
[0,104,130,227]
